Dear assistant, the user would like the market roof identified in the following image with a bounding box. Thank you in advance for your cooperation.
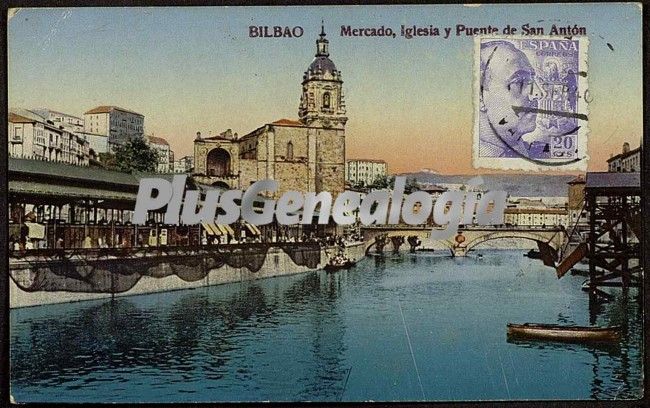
[9,180,137,204]
[585,171,640,192]
[9,158,199,206]
[9,157,139,187]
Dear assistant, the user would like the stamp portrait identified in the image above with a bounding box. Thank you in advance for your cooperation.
[473,36,589,170]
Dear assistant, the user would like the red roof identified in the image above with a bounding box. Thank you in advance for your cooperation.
[85,105,144,116]
[8,112,36,123]
[147,135,169,146]
[270,118,304,127]
[567,174,586,185]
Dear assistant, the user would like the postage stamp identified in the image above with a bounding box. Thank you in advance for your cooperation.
[473,36,589,171]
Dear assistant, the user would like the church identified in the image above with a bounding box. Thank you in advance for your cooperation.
[193,26,347,198]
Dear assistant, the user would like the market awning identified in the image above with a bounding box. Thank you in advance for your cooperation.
[201,222,221,236]
[213,224,227,235]
[243,222,261,235]
[222,224,236,236]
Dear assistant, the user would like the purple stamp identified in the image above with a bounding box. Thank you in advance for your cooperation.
[473,36,589,170]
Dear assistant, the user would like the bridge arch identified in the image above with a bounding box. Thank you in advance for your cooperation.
[360,226,566,258]
[362,228,431,255]
[450,229,566,258]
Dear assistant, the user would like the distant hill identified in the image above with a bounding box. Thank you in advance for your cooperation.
[399,172,575,197]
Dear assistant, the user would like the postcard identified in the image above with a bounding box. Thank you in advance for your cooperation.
[6,3,644,403]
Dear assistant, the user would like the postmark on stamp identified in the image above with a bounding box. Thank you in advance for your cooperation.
[473,36,589,171]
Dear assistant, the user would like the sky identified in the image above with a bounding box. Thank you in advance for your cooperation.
[8,4,643,174]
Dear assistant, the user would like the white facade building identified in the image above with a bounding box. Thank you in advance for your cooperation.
[8,109,89,165]
[507,196,568,208]
[146,135,173,173]
[346,159,387,187]
[503,207,569,228]
[8,111,46,160]
[84,105,144,149]
[78,131,109,158]
[607,142,641,172]
[31,108,84,132]
[174,155,194,173]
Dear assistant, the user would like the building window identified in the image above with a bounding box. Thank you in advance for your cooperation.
[286,141,294,160]
[322,92,331,109]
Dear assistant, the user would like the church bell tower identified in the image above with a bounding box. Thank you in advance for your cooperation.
[299,24,347,129]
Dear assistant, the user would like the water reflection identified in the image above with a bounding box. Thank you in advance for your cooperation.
[10,250,643,402]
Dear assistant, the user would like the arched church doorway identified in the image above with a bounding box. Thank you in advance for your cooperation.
[206,148,231,177]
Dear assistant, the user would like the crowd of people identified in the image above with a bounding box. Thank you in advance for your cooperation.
[9,218,366,253]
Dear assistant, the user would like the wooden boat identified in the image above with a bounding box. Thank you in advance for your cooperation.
[324,260,355,273]
[523,249,542,259]
[507,323,621,343]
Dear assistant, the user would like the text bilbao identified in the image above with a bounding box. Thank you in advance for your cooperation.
[133,176,507,239]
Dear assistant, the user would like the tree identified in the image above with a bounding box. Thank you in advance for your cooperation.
[405,176,420,194]
[98,152,117,169]
[112,137,160,173]
[351,180,366,190]
[368,174,419,193]
[371,174,395,190]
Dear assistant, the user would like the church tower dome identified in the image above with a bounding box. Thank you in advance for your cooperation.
[298,23,347,129]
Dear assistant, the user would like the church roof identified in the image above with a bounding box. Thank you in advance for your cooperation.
[201,135,235,141]
[308,56,337,74]
[306,24,338,76]
[270,119,304,127]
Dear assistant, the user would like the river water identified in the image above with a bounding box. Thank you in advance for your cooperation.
[10,250,643,402]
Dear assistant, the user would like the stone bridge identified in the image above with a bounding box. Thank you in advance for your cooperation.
[361,225,567,258]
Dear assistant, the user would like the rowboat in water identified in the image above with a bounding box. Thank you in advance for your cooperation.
[507,323,621,343]
[324,260,355,273]
[523,249,542,259]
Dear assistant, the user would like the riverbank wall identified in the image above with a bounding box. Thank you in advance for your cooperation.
[10,242,366,309]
